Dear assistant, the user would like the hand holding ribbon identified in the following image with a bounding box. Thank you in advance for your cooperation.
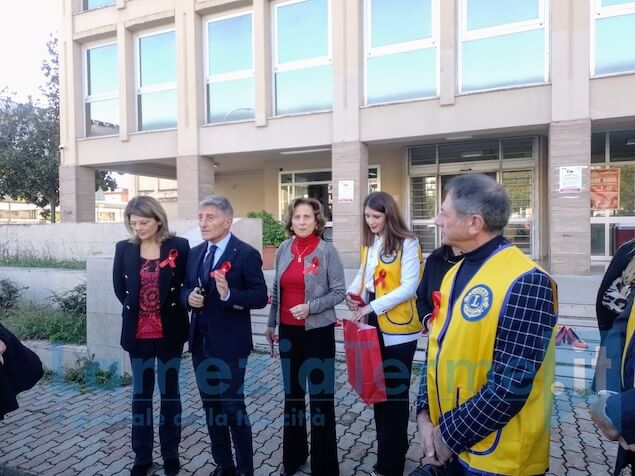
[159,249,178,268]
[210,261,232,279]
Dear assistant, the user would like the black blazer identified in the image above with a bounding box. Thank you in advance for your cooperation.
[181,234,268,360]
[113,235,190,353]
[0,323,44,419]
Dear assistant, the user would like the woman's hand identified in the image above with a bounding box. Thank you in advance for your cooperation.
[0,339,6,355]
[289,303,310,321]
[265,327,278,345]
[346,294,359,311]
[353,304,372,323]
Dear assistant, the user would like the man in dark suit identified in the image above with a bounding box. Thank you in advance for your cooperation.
[182,195,268,476]
[592,294,635,475]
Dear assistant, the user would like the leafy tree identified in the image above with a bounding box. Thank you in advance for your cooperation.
[0,36,116,222]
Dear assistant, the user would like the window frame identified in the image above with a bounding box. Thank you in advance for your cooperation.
[135,26,177,132]
[457,0,550,94]
[204,8,256,124]
[83,40,119,138]
[590,0,635,77]
[82,0,115,12]
[363,0,440,105]
[272,0,333,116]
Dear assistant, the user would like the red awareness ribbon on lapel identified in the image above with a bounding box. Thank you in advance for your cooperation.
[373,269,387,289]
[159,249,178,268]
[430,291,442,325]
[210,261,232,278]
[303,257,320,276]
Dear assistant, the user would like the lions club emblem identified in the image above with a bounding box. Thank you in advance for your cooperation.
[461,285,492,322]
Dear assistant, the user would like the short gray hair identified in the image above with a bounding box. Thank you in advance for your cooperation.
[444,174,510,234]
[199,195,234,219]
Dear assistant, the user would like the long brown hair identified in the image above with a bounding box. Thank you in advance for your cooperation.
[362,191,415,255]
[124,196,172,244]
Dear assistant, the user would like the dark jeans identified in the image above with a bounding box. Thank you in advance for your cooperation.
[129,339,183,465]
[279,323,339,476]
[192,332,253,475]
[368,314,417,476]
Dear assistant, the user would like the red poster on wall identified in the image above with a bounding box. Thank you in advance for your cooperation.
[591,168,620,210]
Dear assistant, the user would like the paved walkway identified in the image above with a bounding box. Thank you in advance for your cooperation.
[0,352,620,476]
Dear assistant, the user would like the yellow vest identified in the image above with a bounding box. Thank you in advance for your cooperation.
[359,243,423,335]
[623,303,635,389]
[427,244,557,476]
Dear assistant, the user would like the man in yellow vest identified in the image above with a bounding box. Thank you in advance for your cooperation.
[411,174,557,476]
[592,293,635,475]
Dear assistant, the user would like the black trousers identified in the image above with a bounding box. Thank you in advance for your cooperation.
[128,339,183,465]
[368,314,417,476]
[279,323,339,476]
[192,331,253,476]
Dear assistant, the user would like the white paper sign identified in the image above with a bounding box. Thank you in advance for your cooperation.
[559,166,583,193]
[338,180,354,203]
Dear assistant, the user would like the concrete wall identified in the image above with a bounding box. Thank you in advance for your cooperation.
[0,218,262,261]
[0,267,86,306]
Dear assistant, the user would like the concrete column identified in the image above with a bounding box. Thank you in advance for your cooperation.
[175,0,203,154]
[176,155,216,219]
[438,0,456,106]
[331,0,363,142]
[59,165,96,222]
[254,0,272,126]
[118,22,133,139]
[550,0,591,122]
[59,0,81,164]
[548,119,591,275]
[332,142,368,267]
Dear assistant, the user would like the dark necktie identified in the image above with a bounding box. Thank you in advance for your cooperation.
[201,244,217,285]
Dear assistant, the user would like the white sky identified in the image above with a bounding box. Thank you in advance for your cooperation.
[0,0,62,103]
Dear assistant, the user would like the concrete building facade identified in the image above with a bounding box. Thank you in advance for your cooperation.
[59,0,635,272]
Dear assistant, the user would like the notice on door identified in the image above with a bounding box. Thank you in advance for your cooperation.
[591,168,620,210]
[559,166,583,193]
[338,180,354,203]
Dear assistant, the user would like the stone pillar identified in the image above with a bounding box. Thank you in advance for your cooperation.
[548,119,591,275]
[254,0,272,126]
[438,0,456,106]
[59,165,96,222]
[176,155,216,219]
[332,142,368,268]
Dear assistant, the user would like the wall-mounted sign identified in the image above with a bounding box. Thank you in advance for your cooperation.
[338,180,354,203]
[559,166,583,193]
[591,168,620,210]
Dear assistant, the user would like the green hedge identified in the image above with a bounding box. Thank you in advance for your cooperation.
[0,304,86,344]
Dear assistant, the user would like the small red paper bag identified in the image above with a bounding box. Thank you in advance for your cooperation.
[343,319,387,404]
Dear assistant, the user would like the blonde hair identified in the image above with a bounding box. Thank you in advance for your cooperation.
[124,196,172,243]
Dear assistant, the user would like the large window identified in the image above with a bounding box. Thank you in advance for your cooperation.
[408,137,536,255]
[279,168,380,221]
[459,0,548,92]
[84,42,119,137]
[592,0,635,76]
[137,29,177,131]
[206,11,255,123]
[365,0,438,105]
[591,130,635,257]
[83,0,115,11]
[273,0,332,115]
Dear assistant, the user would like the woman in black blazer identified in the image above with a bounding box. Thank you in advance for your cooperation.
[113,196,190,476]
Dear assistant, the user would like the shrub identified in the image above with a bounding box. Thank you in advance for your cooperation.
[0,257,86,269]
[247,210,287,247]
[50,282,86,316]
[64,354,131,388]
[0,304,86,344]
[0,279,27,313]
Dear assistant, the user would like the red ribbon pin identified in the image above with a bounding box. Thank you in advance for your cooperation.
[159,249,178,268]
[373,269,387,289]
[210,261,232,278]
[430,291,442,325]
[303,257,320,276]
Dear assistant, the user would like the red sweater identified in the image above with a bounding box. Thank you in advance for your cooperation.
[280,234,320,326]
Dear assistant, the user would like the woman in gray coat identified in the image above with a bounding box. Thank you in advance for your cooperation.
[265,197,346,476]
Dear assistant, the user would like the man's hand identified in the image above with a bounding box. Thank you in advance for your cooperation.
[619,436,635,452]
[590,393,620,441]
[0,339,6,355]
[265,327,278,345]
[214,272,229,300]
[417,411,438,463]
[188,288,205,309]
[432,425,453,465]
